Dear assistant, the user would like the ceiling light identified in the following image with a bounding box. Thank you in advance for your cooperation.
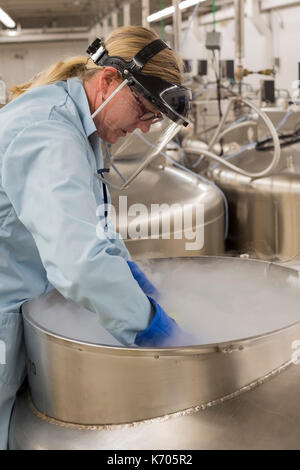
[0,7,16,28]
[179,0,205,10]
[147,0,205,23]
[147,6,175,23]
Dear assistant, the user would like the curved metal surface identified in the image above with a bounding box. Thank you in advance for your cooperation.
[183,107,300,261]
[110,162,224,259]
[10,362,300,449]
[21,257,300,425]
[211,146,300,261]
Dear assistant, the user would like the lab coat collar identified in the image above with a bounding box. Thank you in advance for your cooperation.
[67,77,97,138]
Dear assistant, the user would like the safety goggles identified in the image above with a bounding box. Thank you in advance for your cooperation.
[130,88,164,124]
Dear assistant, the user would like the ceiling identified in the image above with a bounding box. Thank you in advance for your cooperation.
[0,0,234,34]
[0,0,222,31]
[0,0,109,29]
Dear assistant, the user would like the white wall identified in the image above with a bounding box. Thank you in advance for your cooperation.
[180,4,300,93]
[0,40,88,92]
[1,4,299,96]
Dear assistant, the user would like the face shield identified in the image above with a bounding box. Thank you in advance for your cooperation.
[101,118,181,190]
[86,37,191,190]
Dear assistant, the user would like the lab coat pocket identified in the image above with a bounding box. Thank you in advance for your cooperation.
[0,311,26,387]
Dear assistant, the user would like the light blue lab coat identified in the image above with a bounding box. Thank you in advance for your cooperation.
[0,77,152,449]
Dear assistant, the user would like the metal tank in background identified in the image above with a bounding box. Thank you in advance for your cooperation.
[210,109,300,262]
[107,121,225,259]
[181,95,300,262]
[174,0,300,263]
[9,257,300,450]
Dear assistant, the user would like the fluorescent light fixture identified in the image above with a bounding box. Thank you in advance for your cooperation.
[179,0,204,9]
[0,7,16,28]
[147,0,205,23]
[147,6,175,23]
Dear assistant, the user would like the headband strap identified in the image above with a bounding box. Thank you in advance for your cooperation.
[132,39,170,71]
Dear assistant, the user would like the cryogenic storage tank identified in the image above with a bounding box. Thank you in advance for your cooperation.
[110,158,224,258]
[183,107,300,262]
[9,257,300,450]
[108,120,225,258]
[211,145,300,261]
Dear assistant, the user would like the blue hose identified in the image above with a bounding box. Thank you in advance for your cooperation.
[179,1,203,52]
[211,142,256,170]
[276,110,293,131]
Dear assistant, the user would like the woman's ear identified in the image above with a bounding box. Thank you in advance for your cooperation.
[99,67,120,98]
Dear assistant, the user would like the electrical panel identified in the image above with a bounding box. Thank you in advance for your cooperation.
[222,60,235,80]
[261,80,275,104]
[183,59,192,73]
[198,60,208,76]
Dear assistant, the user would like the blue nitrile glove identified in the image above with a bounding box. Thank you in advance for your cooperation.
[135,297,194,348]
[127,261,160,299]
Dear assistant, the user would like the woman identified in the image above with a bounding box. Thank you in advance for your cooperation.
[0,26,191,449]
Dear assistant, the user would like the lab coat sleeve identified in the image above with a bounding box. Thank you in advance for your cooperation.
[1,120,152,346]
[110,236,132,261]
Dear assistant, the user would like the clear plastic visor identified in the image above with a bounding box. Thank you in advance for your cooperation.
[96,118,181,190]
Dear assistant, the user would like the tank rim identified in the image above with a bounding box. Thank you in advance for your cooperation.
[22,255,300,355]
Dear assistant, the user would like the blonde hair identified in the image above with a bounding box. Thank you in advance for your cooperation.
[9,26,184,101]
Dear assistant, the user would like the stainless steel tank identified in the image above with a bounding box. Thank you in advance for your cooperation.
[211,145,300,261]
[108,119,224,258]
[110,158,224,258]
[9,256,300,449]
[183,109,300,261]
